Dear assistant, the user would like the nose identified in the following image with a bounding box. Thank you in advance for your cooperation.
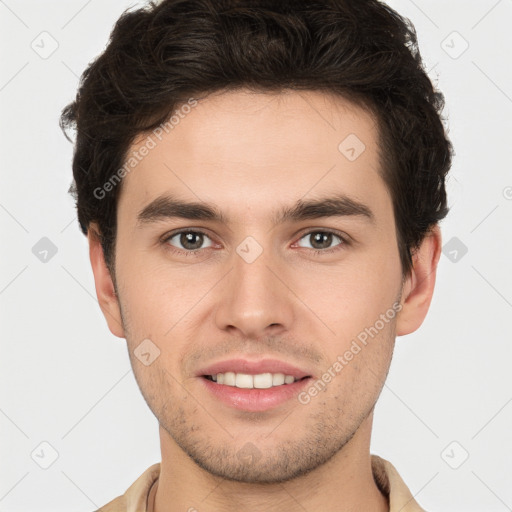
[214,241,295,339]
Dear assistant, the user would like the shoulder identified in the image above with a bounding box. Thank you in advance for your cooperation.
[94,463,161,512]
[371,454,427,512]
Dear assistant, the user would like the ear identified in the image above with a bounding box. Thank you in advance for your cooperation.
[87,223,125,338]
[396,224,442,336]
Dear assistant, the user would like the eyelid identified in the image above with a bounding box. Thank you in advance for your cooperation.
[161,228,216,247]
[293,227,350,250]
[295,226,349,240]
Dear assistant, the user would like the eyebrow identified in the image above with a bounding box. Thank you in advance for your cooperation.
[136,193,375,228]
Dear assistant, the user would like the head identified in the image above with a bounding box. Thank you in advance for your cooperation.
[61,0,452,484]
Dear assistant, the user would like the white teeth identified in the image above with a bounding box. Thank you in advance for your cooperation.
[272,373,285,386]
[209,372,301,389]
[254,373,273,389]
[235,373,253,388]
[224,372,236,386]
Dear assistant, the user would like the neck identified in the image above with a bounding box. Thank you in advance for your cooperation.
[151,413,388,512]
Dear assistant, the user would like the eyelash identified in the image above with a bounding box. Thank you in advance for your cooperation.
[160,228,350,258]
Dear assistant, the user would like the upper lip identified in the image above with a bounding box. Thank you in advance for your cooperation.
[196,358,314,379]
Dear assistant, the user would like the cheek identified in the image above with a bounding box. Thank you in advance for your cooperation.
[346,235,402,311]
[115,257,170,339]
[116,256,220,361]
[295,251,401,339]
[128,352,186,422]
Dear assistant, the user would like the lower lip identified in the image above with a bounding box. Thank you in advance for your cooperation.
[199,376,312,412]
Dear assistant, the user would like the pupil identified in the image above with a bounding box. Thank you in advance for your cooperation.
[181,232,203,250]
[312,232,331,249]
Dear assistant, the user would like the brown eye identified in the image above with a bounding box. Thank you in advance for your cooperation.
[165,231,213,251]
[297,231,345,251]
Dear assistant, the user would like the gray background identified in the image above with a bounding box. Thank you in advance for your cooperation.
[1,0,511,510]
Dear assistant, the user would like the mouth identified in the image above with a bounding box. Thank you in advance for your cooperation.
[195,357,315,411]
[199,372,313,412]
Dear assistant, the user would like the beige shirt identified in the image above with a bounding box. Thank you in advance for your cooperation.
[96,454,426,511]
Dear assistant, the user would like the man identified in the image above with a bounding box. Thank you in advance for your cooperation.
[60,0,453,510]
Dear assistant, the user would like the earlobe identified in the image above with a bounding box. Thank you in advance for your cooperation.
[395,225,442,336]
[87,223,125,339]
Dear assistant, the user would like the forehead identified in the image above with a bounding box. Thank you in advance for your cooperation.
[118,89,389,225]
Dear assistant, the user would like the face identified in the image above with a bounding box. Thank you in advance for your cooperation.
[96,89,410,483]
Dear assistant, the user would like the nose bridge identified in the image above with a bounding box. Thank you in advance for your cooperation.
[214,235,294,336]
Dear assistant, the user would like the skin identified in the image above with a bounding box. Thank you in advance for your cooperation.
[88,89,441,512]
